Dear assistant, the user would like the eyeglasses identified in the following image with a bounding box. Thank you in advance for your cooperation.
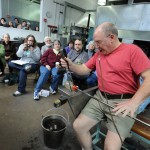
[28,40,34,42]
[46,40,51,42]
[94,34,111,46]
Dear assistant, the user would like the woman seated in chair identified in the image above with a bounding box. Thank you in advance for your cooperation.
[8,34,41,96]
[1,33,17,73]
[33,40,63,100]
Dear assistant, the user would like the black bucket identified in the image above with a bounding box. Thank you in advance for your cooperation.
[41,108,69,149]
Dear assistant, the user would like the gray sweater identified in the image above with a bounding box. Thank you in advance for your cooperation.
[17,44,41,64]
[67,50,89,64]
[41,45,52,55]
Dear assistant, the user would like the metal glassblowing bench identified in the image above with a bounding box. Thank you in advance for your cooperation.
[58,85,150,150]
[58,85,98,117]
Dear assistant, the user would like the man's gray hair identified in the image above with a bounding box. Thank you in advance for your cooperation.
[44,36,51,42]
[102,23,118,37]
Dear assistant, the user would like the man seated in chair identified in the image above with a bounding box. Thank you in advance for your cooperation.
[61,22,150,150]
[62,39,89,89]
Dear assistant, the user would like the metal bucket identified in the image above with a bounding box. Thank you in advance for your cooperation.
[41,108,69,149]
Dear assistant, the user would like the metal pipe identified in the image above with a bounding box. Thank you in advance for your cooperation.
[77,89,150,127]
[87,14,91,29]
[63,2,67,25]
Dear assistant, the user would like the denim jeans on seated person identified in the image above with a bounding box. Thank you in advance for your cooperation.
[86,72,97,87]
[8,61,39,92]
[63,71,97,88]
[34,65,61,94]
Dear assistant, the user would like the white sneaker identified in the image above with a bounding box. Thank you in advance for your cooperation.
[13,91,22,96]
[49,86,56,95]
[34,92,40,100]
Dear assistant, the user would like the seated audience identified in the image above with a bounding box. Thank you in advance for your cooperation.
[0,18,8,27]
[1,33,17,73]
[0,44,5,76]
[41,36,52,55]
[8,21,14,28]
[34,40,63,100]
[8,34,41,96]
[65,40,74,54]
[14,18,20,28]
[62,39,89,89]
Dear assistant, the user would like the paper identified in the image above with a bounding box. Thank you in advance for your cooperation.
[39,89,50,97]
[11,60,28,65]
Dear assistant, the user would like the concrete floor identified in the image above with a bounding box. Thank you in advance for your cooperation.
[0,77,149,150]
[0,78,81,150]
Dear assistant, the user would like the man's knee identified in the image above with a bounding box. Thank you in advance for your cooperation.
[8,61,13,67]
[104,130,124,150]
[73,118,80,131]
[73,118,86,133]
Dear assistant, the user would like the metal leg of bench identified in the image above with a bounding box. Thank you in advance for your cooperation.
[92,124,129,150]
[92,124,105,150]
[131,131,150,145]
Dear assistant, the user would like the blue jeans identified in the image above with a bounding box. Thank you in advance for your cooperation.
[86,72,97,87]
[63,72,97,87]
[8,61,39,92]
[34,66,61,94]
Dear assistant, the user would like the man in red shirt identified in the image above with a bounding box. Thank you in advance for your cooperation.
[61,22,150,150]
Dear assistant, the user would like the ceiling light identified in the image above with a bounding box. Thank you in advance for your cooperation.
[97,0,106,5]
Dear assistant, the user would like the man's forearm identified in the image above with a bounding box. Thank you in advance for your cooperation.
[131,77,150,107]
[69,64,90,76]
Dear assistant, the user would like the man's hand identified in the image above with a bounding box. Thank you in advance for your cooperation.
[46,65,51,70]
[112,99,138,117]
[60,57,72,69]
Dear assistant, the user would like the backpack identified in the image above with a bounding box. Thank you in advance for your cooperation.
[2,73,19,86]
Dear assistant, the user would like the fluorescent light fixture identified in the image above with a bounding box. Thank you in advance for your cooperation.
[97,0,106,5]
